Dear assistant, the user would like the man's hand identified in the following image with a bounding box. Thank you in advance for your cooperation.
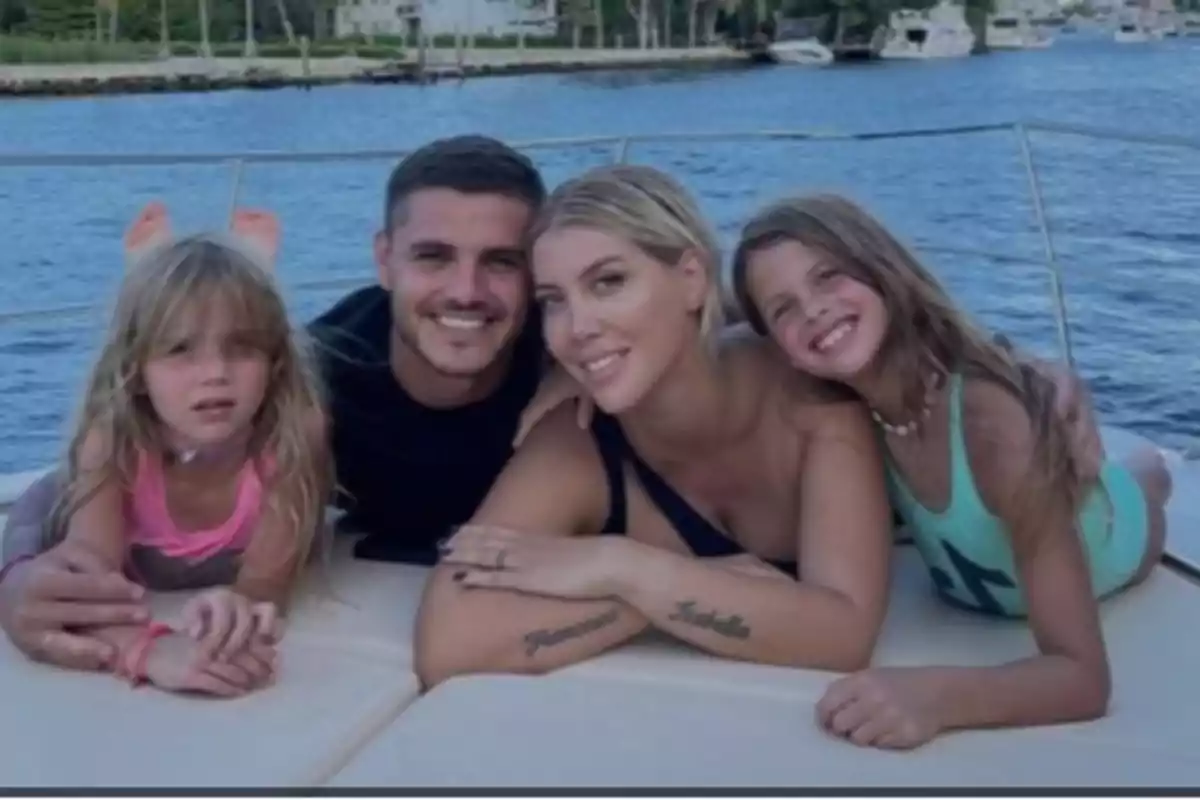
[0,543,149,671]
[995,334,1104,482]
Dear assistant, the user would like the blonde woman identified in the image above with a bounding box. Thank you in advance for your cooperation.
[415,165,894,687]
[1,203,329,696]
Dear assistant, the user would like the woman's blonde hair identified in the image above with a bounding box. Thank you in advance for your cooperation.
[50,233,331,594]
[732,194,1090,536]
[528,163,726,339]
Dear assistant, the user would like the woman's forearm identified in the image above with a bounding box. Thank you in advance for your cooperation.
[414,567,650,689]
[932,656,1110,731]
[612,543,877,671]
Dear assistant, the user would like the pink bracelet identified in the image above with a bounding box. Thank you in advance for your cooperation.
[0,554,35,587]
[115,621,173,687]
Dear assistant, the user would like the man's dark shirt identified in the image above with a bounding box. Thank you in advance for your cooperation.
[307,286,544,565]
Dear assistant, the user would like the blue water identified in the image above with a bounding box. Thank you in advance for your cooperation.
[0,34,1198,472]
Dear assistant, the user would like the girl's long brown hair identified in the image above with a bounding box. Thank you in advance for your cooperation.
[731,194,1090,536]
[50,234,331,595]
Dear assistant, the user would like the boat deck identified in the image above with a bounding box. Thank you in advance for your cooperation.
[2,426,1198,788]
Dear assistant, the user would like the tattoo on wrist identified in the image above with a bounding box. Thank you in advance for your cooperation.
[523,607,621,657]
[668,600,751,639]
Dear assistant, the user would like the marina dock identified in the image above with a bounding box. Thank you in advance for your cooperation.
[0,46,749,98]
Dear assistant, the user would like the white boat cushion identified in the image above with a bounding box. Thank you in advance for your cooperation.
[0,632,419,788]
[328,669,1200,788]
[0,517,421,788]
[329,547,1200,787]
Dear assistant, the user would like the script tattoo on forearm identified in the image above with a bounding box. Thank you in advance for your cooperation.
[667,600,751,639]
[522,607,621,657]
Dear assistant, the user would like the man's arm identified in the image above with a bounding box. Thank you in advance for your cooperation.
[2,469,64,562]
[993,333,1103,480]
[413,408,650,690]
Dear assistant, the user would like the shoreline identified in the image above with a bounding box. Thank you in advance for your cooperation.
[0,47,753,98]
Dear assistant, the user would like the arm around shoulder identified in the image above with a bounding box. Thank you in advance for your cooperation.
[414,407,649,690]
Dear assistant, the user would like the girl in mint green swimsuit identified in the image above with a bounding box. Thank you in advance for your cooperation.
[732,193,1171,751]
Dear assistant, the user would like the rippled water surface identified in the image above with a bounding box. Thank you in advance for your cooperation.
[1,35,1198,471]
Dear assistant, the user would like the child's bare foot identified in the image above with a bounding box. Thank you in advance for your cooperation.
[231,208,279,269]
[123,201,172,269]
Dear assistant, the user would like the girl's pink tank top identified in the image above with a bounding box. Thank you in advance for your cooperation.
[125,451,264,563]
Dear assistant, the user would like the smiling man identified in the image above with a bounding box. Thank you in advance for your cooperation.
[308,135,547,565]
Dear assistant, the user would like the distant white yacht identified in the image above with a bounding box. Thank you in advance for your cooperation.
[988,12,1056,47]
[880,0,976,58]
[987,0,1057,47]
[1113,0,1171,40]
[767,38,835,66]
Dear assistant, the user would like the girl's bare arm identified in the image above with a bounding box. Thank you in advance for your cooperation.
[234,408,331,609]
[927,380,1110,731]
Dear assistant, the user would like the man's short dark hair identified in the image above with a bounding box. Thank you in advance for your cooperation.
[383,135,546,229]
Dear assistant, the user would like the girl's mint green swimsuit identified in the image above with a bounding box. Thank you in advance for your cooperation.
[885,374,1150,618]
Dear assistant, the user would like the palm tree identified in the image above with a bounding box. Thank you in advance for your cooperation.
[197,0,211,56]
[627,0,649,46]
[243,0,256,55]
[158,0,169,56]
[272,0,295,43]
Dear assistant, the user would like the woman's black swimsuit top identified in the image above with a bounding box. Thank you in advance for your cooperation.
[591,413,797,575]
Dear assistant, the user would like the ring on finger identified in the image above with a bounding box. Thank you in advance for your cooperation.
[496,549,508,570]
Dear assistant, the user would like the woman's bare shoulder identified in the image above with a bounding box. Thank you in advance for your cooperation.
[718,332,850,402]
[517,402,603,465]
[475,404,610,535]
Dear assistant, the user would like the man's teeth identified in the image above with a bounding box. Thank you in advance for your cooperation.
[584,354,620,373]
[437,315,486,330]
[814,321,853,352]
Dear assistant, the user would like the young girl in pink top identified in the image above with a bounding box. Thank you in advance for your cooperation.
[38,202,329,697]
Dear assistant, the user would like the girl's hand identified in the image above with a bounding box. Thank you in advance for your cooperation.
[142,630,275,698]
[180,587,279,661]
[514,369,590,447]
[816,667,948,750]
[439,525,631,601]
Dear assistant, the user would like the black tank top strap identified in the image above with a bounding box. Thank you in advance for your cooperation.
[625,454,744,559]
[591,413,742,559]
[589,413,629,534]
[589,412,798,576]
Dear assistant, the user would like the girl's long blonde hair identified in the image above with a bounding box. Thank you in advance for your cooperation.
[51,233,331,594]
[732,194,1089,535]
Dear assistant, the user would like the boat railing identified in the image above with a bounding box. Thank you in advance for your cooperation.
[2,119,1198,359]
[2,119,1199,361]
[0,118,1197,509]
